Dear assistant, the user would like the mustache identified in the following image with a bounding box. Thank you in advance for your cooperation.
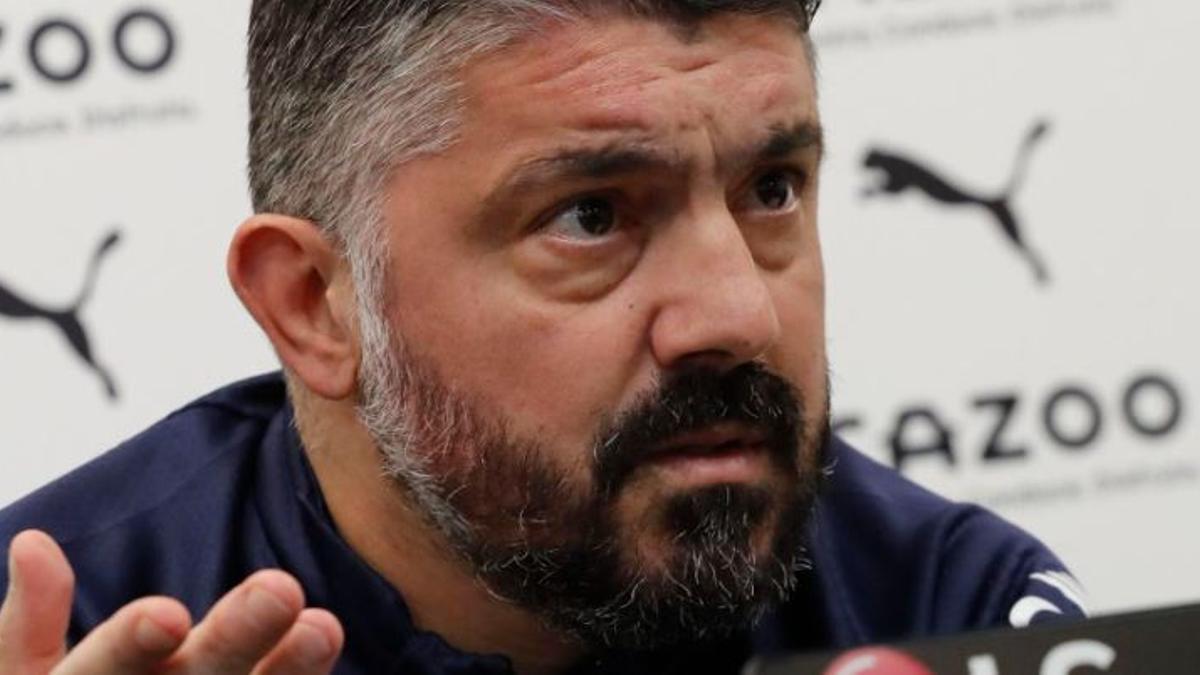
[592,362,804,497]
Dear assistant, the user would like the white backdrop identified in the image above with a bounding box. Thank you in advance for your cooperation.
[1,0,1197,616]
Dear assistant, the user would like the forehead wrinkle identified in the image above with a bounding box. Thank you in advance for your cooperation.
[479,19,679,103]
[493,19,744,110]
[556,49,811,163]
[458,13,817,206]
[535,61,698,133]
[468,45,669,139]
[467,13,812,138]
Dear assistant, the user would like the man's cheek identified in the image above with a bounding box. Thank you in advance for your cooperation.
[458,305,645,434]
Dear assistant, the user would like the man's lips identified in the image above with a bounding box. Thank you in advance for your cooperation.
[652,422,768,457]
[646,423,770,484]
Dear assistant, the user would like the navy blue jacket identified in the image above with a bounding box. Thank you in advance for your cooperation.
[0,374,1085,673]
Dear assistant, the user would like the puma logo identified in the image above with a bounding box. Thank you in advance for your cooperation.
[0,230,121,399]
[863,120,1052,284]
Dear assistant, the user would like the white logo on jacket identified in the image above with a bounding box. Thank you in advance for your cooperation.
[1008,570,1088,628]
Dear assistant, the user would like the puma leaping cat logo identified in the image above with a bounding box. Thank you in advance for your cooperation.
[0,230,121,399]
[863,120,1051,284]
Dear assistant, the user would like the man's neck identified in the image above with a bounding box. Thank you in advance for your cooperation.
[296,397,584,675]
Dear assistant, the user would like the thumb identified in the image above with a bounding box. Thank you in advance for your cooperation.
[0,530,75,673]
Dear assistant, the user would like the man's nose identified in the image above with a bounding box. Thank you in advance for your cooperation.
[647,212,782,372]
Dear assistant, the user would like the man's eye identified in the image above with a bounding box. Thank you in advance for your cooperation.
[546,196,618,239]
[751,169,800,212]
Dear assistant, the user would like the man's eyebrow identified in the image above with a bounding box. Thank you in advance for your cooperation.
[481,122,824,215]
[499,142,686,193]
[757,120,825,162]
[476,142,685,223]
[514,122,825,185]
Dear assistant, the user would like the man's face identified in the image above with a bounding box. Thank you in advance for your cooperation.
[364,12,827,647]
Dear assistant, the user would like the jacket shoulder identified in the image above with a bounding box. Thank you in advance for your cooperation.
[0,373,284,543]
[0,373,289,625]
[810,437,1081,645]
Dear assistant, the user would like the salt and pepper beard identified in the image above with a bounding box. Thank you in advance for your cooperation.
[356,318,828,649]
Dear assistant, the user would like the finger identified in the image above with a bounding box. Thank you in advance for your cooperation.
[0,530,74,672]
[51,596,191,675]
[167,570,304,673]
[251,608,343,675]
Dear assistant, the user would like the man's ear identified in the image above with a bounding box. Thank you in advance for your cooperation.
[227,214,358,400]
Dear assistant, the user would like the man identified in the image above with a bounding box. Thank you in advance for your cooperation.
[0,1,1087,673]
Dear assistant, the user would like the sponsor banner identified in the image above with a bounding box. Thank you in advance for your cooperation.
[0,0,272,499]
[815,0,1200,612]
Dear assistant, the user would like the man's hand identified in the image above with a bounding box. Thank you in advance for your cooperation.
[0,530,344,674]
